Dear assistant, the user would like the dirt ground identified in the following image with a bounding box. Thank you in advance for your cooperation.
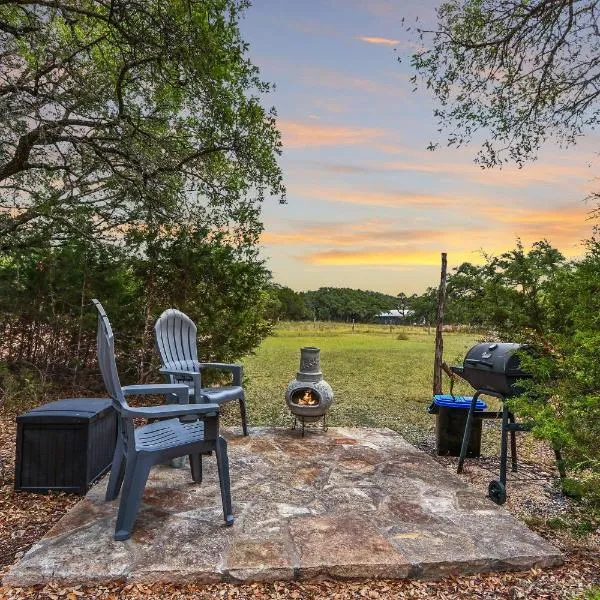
[0,418,598,599]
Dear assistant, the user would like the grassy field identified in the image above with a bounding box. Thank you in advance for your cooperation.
[229,321,479,444]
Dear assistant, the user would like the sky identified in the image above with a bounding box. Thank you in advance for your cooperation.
[239,0,599,295]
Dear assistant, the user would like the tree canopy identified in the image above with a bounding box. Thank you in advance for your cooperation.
[0,0,285,391]
[408,0,600,168]
[0,0,284,252]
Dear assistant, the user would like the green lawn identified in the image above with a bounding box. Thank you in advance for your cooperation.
[229,321,478,443]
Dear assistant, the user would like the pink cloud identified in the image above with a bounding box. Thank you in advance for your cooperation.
[278,120,385,149]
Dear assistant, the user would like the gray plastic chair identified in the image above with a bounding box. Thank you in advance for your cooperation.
[154,308,248,436]
[93,299,234,541]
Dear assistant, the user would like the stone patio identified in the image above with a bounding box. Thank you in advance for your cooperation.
[4,427,563,586]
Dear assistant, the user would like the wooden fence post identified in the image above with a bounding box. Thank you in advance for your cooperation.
[433,252,448,396]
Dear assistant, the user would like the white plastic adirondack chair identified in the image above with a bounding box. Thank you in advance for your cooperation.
[154,309,248,436]
[94,300,233,541]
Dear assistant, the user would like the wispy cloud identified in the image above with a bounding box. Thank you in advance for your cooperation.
[310,154,596,189]
[300,249,468,267]
[357,35,400,46]
[293,184,457,209]
[263,203,593,269]
[477,204,593,247]
[311,98,349,114]
[299,66,404,97]
[278,120,385,149]
[262,220,447,247]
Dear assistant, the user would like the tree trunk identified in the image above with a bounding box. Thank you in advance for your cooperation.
[433,252,448,396]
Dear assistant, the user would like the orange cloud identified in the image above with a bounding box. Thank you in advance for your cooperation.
[279,120,384,149]
[374,158,594,188]
[301,249,478,267]
[477,204,594,249]
[263,202,594,268]
[357,35,400,46]
[261,221,447,247]
[293,184,453,209]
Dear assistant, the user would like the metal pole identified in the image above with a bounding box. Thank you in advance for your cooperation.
[433,252,448,396]
[500,405,509,486]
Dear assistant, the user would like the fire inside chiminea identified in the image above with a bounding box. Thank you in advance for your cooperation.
[285,347,333,436]
[293,389,320,406]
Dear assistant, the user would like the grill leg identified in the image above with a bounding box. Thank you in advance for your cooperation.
[509,412,518,472]
[301,417,305,438]
[457,392,480,474]
[500,405,509,487]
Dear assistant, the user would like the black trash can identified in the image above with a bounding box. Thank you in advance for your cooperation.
[430,394,487,457]
[15,398,117,495]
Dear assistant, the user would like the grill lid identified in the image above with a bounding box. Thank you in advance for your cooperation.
[453,342,531,397]
[464,343,527,376]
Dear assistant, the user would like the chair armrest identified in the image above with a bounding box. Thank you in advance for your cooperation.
[159,367,199,378]
[198,363,243,386]
[123,403,220,419]
[121,383,189,405]
[158,368,202,399]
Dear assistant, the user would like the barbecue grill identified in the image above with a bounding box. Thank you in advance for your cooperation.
[451,342,530,397]
[451,342,532,504]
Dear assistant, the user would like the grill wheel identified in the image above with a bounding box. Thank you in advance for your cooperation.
[488,480,507,505]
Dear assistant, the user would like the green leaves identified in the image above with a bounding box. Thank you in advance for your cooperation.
[0,0,284,251]
[407,0,599,167]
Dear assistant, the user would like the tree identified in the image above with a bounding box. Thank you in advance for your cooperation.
[302,288,401,323]
[517,235,600,500]
[269,285,312,321]
[407,0,600,168]
[0,0,284,252]
[407,289,437,325]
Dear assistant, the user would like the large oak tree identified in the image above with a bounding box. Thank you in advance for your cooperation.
[0,0,284,251]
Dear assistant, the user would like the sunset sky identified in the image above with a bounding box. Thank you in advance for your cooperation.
[240,0,598,295]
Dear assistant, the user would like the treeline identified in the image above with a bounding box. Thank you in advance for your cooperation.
[269,286,403,322]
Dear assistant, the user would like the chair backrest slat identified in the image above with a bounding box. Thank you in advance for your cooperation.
[92,299,126,407]
[155,309,198,368]
[92,299,134,449]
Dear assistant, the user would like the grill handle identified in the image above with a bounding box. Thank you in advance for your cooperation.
[465,358,494,368]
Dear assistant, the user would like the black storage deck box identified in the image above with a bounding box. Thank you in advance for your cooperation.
[15,398,117,495]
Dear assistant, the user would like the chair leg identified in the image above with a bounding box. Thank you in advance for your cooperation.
[239,394,249,436]
[214,436,234,526]
[189,452,203,483]
[105,438,126,501]
[114,454,152,541]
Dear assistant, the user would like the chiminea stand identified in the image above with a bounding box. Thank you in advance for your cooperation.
[291,414,327,437]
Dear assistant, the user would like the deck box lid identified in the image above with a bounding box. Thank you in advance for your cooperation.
[17,398,114,423]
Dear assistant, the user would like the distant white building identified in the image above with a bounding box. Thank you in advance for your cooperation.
[375,309,414,324]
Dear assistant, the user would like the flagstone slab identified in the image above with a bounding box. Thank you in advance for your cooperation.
[3,427,563,586]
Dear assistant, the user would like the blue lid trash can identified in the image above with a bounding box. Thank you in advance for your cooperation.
[430,394,488,457]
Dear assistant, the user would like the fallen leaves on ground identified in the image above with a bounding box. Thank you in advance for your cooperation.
[0,417,598,599]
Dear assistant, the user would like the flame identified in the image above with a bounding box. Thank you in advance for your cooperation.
[296,389,318,406]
